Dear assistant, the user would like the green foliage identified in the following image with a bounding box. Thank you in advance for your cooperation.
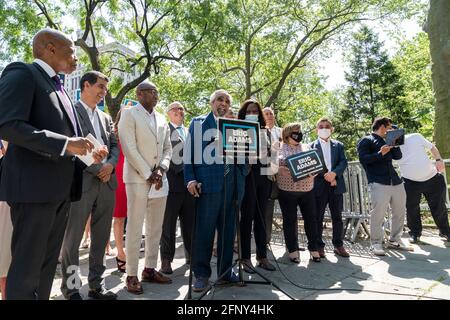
[392,32,434,141]
[333,26,420,159]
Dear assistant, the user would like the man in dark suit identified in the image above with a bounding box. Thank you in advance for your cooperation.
[60,71,119,300]
[159,102,195,274]
[0,29,107,300]
[184,89,247,292]
[310,117,349,258]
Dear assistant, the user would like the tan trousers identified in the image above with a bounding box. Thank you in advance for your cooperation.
[368,182,406,246]
[125,183,167,276]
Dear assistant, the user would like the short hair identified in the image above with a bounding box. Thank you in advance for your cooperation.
[372,117,392,131]
[80,71,109,92]
[262,107,274,114]
[316,117,333,128]
[237,99,266,128]
[210,89,232,104]
[166,101,184,113]
[282,123,302,143]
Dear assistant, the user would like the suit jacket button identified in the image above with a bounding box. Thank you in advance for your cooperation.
[72,157,76,161]
[154,156,157,159]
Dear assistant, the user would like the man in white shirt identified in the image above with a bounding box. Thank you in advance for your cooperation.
[397,133,450,243]
[159,102,194,274]
[262,107,282,244]
[60,71,119,300]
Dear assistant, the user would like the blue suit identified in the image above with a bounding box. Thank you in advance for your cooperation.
[310,139,348,248]
[184,112,247,280]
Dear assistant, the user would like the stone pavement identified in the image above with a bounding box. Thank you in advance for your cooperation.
[50,227,450,300]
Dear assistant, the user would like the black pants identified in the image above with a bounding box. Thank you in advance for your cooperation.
[6,200,71,300]
[240,170,271,260]
[404,173,450,237]
[315,184,344,248]
[278,189,318,252]
[160,191,195,261]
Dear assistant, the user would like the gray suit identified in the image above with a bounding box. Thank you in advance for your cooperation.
[60,101,119,298]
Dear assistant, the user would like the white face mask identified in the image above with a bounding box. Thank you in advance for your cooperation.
[318,128,331,140]
[245,114,259,122]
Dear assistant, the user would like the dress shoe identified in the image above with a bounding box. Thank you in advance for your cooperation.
[257,258,276,271]
[310,251,321,263]
[141,267,172,284]
[193,277,209,292]
[88,287,117,300]
[288,251,300,264]
[318,247,326,258]
[126,276,143,295]
[241,259,255,274]
[409,234,421,244]
[66,292,83,300]
[439,233,450,242]
[160,259,173,275]
[334,246,350,258]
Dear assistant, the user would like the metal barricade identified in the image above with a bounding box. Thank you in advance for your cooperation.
[272,159,450,244]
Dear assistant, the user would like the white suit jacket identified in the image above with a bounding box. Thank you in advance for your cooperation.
[118,105,172,184]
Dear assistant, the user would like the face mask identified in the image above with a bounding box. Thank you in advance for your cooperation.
[318,128,331,140]
[245,114,259,122]
[290,132,303,143]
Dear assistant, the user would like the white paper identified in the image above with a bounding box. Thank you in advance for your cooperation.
[76,133,104,166]
[148,174,169,199]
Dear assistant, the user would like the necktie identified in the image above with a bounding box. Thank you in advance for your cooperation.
[52,75,78,135]
[224,156,231,177]
[176,126,185,141]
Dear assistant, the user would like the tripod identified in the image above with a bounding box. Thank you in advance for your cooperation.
[195,156,294,300]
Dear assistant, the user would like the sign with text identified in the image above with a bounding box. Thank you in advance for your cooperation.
[286,149,324,181]
[218,118,260,159]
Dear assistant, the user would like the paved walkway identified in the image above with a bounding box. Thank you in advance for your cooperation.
[50,227,450,300]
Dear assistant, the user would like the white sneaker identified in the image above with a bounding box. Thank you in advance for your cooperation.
[371,244,386,256]
[387,239,414,251]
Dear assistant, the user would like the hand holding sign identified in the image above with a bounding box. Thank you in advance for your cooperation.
[286,149,325,181]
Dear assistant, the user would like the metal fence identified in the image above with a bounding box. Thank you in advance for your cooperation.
[273,159,450,243]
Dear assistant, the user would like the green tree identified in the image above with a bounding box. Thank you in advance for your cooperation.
[392,32,434,140]
[0,0,210,119]
[334,25,419,159]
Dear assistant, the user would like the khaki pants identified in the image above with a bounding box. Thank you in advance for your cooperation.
[368,183,406,246]
[125,183,167,276]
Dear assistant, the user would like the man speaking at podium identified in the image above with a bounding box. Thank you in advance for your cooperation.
[184,89,247,292]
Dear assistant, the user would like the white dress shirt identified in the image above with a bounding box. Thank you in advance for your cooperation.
[34,59,70,156]
[137,103,156,133]
[79,99,105,146]
[319,138,332,171]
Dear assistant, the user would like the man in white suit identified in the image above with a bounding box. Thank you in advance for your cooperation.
[118,81,172,295]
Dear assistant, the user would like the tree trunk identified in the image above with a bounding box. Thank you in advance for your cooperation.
[427,0,450,158]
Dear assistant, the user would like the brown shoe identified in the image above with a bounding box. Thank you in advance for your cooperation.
[334,246,350,258]
[160,259,173,275]
[141,268,172,284]
[126,276,143,295]
[318,247,326,258]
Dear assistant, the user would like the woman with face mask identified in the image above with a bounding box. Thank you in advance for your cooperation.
[277,123,321,263]
[236,100,276,273]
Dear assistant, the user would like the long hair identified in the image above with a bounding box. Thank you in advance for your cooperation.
[237,99,266,128]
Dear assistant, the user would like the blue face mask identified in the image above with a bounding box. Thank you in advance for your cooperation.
[245,114,259,122]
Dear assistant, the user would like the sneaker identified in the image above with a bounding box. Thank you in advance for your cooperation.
[409,234,421,244]
[387,239,414,251]
[193,277,209,292]
[371,244,386,256]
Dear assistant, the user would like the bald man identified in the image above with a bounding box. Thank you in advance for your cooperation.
[118,81,172,294]
[0,28,107,300]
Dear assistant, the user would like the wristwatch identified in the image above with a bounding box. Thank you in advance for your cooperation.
[436,159,442,162]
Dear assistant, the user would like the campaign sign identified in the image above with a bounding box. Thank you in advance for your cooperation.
[218,118,260,159]
[286,149,324,181]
